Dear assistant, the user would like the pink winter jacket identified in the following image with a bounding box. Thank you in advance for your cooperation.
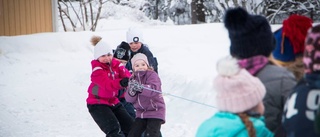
[86,59,131,106]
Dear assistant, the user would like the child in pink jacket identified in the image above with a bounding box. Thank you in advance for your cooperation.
[86,36,133,137]
[125,53,166,137]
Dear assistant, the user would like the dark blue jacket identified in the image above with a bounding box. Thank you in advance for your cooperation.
[283,74,320,137]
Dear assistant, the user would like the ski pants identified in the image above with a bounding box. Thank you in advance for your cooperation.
[120,98,136,118]
[87,103,134,137]
[128,118,163,137]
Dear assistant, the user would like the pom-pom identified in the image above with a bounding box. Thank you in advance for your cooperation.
[216,56,240,76]
[90,35,102,46]
[224,7,249,31]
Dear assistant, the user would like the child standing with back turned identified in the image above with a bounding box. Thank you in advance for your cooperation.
[125,53,165,137]
[196,56,273,137]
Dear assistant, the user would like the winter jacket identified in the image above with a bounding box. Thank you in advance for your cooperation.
[283,74,320,137]
[126,44,158,73]
[125,70,165,122]
[239,56,297,134]
[87,59,131,106]
[196,112,274,137]
[255,64,296,134]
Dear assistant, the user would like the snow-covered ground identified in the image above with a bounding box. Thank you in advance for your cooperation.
[0,15,284,137]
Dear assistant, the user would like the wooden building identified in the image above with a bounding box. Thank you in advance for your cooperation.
[0,0,57,36]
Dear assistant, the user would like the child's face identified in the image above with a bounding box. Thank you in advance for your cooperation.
[129,42,142,52]
[133,60,148,71]
[98,53,113,64]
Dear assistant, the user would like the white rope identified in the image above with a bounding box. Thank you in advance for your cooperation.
[142,86,217,109]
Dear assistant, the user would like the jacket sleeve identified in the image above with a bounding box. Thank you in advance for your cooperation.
[125,87,137,103]
[118,65,131,78]
[139,72,162,97]
[91,66,122,98]
[266,70,296,132]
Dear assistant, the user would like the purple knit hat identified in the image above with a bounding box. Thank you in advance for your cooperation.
[214,56,266,113]
[303,24,320,74]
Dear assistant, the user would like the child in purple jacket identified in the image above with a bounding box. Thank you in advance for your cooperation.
[125,53,166,137]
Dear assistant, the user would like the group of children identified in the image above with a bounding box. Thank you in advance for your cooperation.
[86,7,320,137]
[86,28,164,137]
[196,7,320,137]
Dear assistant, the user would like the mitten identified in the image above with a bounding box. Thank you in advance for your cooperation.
[120,78,129,87]
[129,80,143,93]
[128,89,137,97]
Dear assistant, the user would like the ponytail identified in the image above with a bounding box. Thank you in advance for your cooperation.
[238,113,256,137]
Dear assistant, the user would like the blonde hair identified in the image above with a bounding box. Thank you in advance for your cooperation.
[269,55,304,81]
[286,56,304,81]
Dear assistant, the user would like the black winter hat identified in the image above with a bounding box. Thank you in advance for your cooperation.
[113,41,130,61]
[224,7,275,59]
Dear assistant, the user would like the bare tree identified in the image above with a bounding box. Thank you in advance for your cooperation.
[57,0,76,31]
[264,0,320,24]
[57,0,103,32]
[91,0,103,31]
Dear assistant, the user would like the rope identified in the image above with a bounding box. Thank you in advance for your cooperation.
[142,86,217,109]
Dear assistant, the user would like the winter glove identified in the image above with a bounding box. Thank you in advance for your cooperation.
[120,78,129,87]
[128,80,143,96]
[128,89,137,97]
[130,80,143,92]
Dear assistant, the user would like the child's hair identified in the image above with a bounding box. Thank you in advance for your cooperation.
[238,113,256,137]
[90,35,102,46]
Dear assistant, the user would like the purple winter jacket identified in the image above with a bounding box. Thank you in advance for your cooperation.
[125,70,166,123]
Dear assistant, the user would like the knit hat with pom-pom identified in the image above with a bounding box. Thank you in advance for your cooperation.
[224,7,275,59]
[90,36,113,60]
[214,56,266,113]
[283,14,312,55]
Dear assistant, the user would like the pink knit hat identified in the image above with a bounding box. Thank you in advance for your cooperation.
[131,53,149,67]
[303,24,320,74]
[214,56,266,113]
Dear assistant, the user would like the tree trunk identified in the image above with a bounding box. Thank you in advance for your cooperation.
[191,0,197,24]
[196,0,205,23]
[191,0,205,24]
[154,0,159,20]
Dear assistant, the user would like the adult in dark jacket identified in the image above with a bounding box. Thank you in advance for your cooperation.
[283,24,320,137]
[223,7,297,137]
[125,27,158,73]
